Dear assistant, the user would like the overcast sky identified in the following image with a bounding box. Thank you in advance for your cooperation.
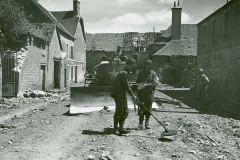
[39,0,226,33]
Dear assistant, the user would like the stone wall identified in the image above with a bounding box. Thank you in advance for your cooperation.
[197,46,240,95]
[197,0,240,96]
[19,28,60,91]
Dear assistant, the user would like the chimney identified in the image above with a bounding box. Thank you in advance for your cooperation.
[73,0,80,17]
[171,1,182,40]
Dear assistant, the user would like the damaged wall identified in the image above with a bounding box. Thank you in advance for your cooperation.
[19,28,61,91]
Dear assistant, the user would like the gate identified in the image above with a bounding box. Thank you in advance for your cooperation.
[2,52,17,97]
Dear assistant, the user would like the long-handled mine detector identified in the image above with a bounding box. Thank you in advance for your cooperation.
[136,100,178,137]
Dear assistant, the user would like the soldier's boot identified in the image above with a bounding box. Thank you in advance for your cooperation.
[118,118,130,134]
[145,114,151,129]
[113,117,119,135]
[137,115,144,130]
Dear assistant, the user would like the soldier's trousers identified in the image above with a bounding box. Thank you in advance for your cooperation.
[114,94,129,120]
[138,101,152,116]
[199,86,208,108]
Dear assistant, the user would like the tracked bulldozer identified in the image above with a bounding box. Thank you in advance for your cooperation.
[70,60,138,114]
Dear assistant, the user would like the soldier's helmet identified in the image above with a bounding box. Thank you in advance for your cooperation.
[198,68,204,73]
[126,58,137,66]
[144,59,153,68]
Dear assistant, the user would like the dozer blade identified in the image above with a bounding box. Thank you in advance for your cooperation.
[70,86,135,114]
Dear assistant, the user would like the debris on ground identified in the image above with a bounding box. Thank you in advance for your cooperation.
[0,89,69,113]
[154,97,182,106]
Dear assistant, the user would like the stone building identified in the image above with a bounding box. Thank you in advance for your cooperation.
[85,32,160,72]
[2,0,86,97]
[152,2,197,87]
[197,0,240,95]
[86,33,124,71]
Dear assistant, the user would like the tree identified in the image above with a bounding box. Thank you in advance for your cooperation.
[0,0,34,98]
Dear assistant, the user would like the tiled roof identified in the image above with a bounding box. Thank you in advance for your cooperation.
[160,26,172,38]
[153,24,197,56]
[31,0,74,39]
[86,33,124,52]
[51,11,79,36]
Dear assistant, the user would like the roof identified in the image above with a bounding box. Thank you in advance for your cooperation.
[51,11,79,36]
[153,24,197,56]
[160,26,172,38]
[31,0,74,39]
[86,33,124,52]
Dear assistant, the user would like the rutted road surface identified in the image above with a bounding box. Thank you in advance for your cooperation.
[0,90,240,160]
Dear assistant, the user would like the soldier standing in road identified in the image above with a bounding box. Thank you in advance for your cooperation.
[136,60,159,130]
[198,68,209,110]
[112,58,138,135]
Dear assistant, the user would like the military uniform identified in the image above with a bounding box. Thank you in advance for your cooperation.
[137,69,159,129]
[112,67,135,134]
[198,73,209,109]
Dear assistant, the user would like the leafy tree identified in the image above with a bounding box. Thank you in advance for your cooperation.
[0,0,34,49]
[0,0,33,98]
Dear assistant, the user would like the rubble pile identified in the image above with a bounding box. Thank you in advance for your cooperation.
[0,89,70,111]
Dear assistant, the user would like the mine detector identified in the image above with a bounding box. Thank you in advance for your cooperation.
[69,60,138,114]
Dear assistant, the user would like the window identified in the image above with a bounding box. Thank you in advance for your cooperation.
[224,11,229,37]
[70,46,73,59]
[239,2,240,31]
[71,66,73,80]
[239,16,240,31]
[203,24,207,44]
[212,19,216,41]
[167,56,171,63]
[66,44,68,56]
[189,56,194,64]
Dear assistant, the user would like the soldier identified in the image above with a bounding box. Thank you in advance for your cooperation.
[198,68,209,110]
[137,60,159,130]
[112,58,138,135]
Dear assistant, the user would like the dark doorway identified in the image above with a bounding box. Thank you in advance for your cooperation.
[64,68,67,87]
[40,64,46,91]
[75,66,78,83]
[54,61,60,88]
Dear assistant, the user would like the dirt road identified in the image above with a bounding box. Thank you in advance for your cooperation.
[0,90,240,160]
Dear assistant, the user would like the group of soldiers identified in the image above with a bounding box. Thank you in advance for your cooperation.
[111,58,209,135]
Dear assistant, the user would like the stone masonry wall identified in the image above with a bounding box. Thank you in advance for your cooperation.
[197,0,240,96]
[197,46,240,95]
[73,23,86,83]
[19,28,61,91]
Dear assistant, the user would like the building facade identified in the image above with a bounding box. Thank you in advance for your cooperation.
[152,2,197,87]
[197,0,240,95]
[2,0,86,97]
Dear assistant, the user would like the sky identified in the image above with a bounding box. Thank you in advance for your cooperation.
[38,0,226,33]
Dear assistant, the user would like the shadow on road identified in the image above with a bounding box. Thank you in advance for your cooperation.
[63,110,92,116]
[158,137,173,142]
[159,89,240,120]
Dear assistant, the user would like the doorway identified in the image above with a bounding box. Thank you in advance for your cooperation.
[40,64,46,91]
[54,61,60,88]
[64,68,67,87]
[75,66,78,83]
